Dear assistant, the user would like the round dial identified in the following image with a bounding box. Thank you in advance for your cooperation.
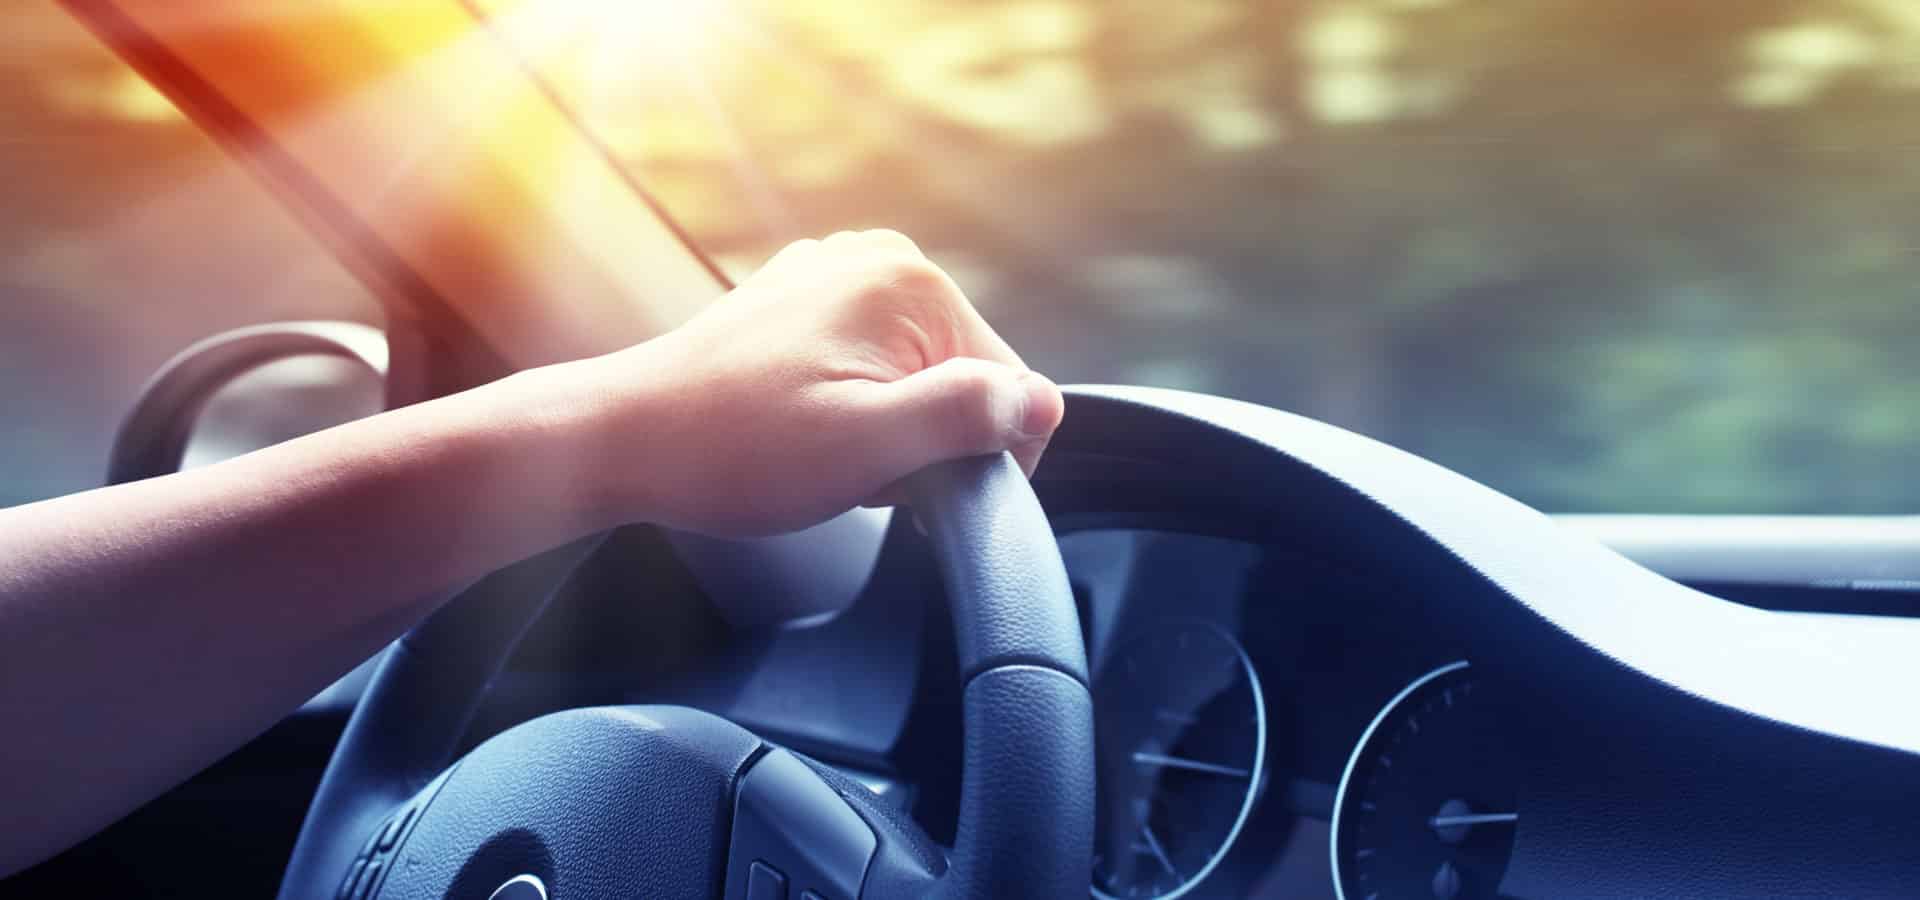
[1331,661,1517,900]
[1091,621,1267,900]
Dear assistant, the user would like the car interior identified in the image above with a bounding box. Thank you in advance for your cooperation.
[5,1,1920,898]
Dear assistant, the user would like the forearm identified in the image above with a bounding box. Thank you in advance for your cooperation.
[0,232,1066,877]
[0,351,632,873]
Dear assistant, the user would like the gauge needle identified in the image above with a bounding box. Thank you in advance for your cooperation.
[1428,812,1519,828]
[1139,823,1181,880]
[1132,751,1250,779]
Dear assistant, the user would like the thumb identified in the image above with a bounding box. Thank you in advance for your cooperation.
[866,356,1064,474]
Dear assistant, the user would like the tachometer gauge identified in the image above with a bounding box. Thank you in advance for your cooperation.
[1332,661,1517,900]
[1091,621,1267,900]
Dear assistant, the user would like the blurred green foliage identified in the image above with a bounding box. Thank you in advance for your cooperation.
[589,0,1920,513]
[4,0,1917,514]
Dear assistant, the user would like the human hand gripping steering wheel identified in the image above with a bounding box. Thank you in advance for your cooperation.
[274,450,1093,900]
[257,232,1094,899]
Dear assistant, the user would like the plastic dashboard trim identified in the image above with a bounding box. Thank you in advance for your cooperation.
[1035,385,1920,899]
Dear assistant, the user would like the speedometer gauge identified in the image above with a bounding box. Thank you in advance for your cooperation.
[1091,621,1267,900]
[1332,661,1517,900]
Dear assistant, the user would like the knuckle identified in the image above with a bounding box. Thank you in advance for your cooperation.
[844,256,947,313]
[875,255,948,297]
[862,228,921,254]
[949,361,998,403]
[773,237,819,259]
[942,363,1007,447]
[847,257,959,360]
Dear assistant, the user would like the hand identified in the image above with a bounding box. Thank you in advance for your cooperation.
[578,230,1065,537]
[0,233,1058,873]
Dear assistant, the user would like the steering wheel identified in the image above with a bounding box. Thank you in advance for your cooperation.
[270,454,1091,900]
[115,323,1093,899]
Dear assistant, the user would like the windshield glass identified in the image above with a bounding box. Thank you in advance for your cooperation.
[1,3,381,509]
[489,0,1920,515]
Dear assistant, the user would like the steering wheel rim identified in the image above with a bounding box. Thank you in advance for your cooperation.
[276,453,1094,900]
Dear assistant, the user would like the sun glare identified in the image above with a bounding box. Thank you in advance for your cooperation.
[473,0,736,87]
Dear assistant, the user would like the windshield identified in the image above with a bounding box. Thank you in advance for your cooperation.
[1,3,383,508]
[484,0,1920,515]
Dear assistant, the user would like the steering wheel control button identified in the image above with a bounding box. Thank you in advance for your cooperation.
[747,861,789,900]
[352,861,382,900]
[487,874,549,900]
[340,800,424,899]
[726,749,878,900]
[338,860,369,900]
[375,805,415,851]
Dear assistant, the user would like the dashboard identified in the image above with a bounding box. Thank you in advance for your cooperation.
[18,377,1920,899]
[469,386,1920,899]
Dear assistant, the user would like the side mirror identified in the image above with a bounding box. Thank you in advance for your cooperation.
[108,321,388,485]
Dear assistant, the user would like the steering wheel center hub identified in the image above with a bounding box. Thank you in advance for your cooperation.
[376,706,759,900]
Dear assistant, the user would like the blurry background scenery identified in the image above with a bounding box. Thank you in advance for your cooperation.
[5,0,1920,513]
[0,2,383,507]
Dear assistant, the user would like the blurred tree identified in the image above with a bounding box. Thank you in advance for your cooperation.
[7,0,1916,514]
[558,0,1920,513]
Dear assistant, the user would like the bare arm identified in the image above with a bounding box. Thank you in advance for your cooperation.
[0,232,1064,875]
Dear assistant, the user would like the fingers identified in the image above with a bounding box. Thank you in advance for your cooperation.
[760,237,820,269]
[856,229,1062,476]
[860,357,1063,478]
[921,265,1059,476]
[792,230,1068,483]
[814,230,1037,377]
[823,228,923,258]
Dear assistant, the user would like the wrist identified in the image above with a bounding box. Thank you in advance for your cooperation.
[496,339,690,534]
[452,356,629,538]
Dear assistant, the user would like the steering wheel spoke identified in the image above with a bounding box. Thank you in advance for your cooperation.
[723,749,877,900]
